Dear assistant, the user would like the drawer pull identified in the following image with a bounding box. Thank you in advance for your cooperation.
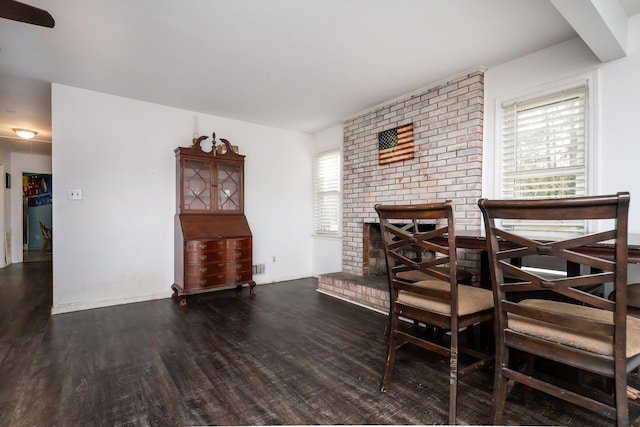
[200,267,208,273]
[200,255,207,261]
[218,263,225,267]
[199,279,207,285]
[235,242,242,248]
[235,253,242,258]
[217,251,224,255]
[199,243,207,250]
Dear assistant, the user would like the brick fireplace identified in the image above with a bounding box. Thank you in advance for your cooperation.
[318,68,485,310]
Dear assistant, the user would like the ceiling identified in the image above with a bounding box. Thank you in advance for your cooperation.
[1,0,640,155]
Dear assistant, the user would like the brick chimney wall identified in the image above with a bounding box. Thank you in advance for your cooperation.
[342,70,484,277]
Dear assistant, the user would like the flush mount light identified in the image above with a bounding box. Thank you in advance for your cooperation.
[13,128,38,139]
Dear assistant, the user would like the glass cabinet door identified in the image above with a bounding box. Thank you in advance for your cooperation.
[182,157,212,212]
[215,161,242,212]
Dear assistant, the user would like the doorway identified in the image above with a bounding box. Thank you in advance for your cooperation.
[22,173,52,262]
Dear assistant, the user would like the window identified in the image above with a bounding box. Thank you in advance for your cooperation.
[314,149,341,234]
[500,82,590,237]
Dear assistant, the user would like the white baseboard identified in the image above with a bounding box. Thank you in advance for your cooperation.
[51,292,168,315]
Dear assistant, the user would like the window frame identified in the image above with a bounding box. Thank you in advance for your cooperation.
[313,148,342,236]
[495,73,598,235]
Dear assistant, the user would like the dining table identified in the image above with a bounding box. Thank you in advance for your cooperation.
[450,230,640,290]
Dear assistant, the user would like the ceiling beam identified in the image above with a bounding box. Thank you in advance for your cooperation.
[551,0,628,62]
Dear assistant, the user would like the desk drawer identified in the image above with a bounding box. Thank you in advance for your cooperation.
[184,270,253,289]
[185,259,251,277]
[185,239,251,263]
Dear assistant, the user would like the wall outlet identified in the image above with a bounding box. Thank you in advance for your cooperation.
[272,256,276,263]
[67,188,83,200]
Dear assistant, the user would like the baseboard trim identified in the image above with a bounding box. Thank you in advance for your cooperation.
[51,292,169,315]
[316,288,388,315]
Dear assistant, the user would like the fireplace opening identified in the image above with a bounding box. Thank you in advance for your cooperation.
[362,222,436,276]
[363,223,386,276]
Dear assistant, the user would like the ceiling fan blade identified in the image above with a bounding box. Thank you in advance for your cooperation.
[0,0,55,28]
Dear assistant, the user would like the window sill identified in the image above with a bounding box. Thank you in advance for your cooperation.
[311,232,342,240]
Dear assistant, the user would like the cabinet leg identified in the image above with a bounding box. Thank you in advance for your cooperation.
[249,281,256,296]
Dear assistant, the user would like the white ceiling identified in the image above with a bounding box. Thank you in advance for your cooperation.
[1,0,640,154]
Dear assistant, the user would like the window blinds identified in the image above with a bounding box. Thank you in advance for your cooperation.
[501,84,588,237]
[314,150,341,234]
[502,85,587,199]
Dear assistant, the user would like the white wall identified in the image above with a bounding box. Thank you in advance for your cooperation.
[9,152,52,264]
[311,124,343,276]
[51,84,313,313]
[483,14,640,280]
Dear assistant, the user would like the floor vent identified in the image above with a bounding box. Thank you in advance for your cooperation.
[253,264,265,275]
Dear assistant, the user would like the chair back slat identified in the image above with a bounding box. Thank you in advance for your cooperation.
[481,193,625,220]
[393,279,451,300]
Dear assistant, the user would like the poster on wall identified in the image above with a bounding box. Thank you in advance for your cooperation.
[23,174,52,207]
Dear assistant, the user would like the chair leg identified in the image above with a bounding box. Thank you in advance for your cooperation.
[492,343,509,425]
[381,314,399,392]
[449,332,459,425]
[615,368,630,427]
[522,353,535,404]
[384,315,390,337]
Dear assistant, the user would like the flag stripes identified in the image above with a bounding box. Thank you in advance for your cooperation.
[378,123,414,165]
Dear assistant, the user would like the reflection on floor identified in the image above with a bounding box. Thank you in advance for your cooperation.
[23,250,52,263]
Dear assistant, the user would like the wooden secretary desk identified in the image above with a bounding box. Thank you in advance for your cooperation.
[171,133,255,306]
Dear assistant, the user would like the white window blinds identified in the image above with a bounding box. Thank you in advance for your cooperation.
[314,150,341,234]
[501,84,588,237]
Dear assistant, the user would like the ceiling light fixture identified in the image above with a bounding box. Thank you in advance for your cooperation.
[13,128,38,139]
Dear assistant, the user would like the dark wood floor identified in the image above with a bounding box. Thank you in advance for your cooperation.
[2,261,640,425]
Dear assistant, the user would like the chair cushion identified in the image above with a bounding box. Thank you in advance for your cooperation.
[397,280,494,316]
[508,299,640,357]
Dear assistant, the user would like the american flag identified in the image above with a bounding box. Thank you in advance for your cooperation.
[378,123,414,165]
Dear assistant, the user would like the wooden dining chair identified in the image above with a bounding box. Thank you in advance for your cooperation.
[375,201,494,425]
[478,192,640,426]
